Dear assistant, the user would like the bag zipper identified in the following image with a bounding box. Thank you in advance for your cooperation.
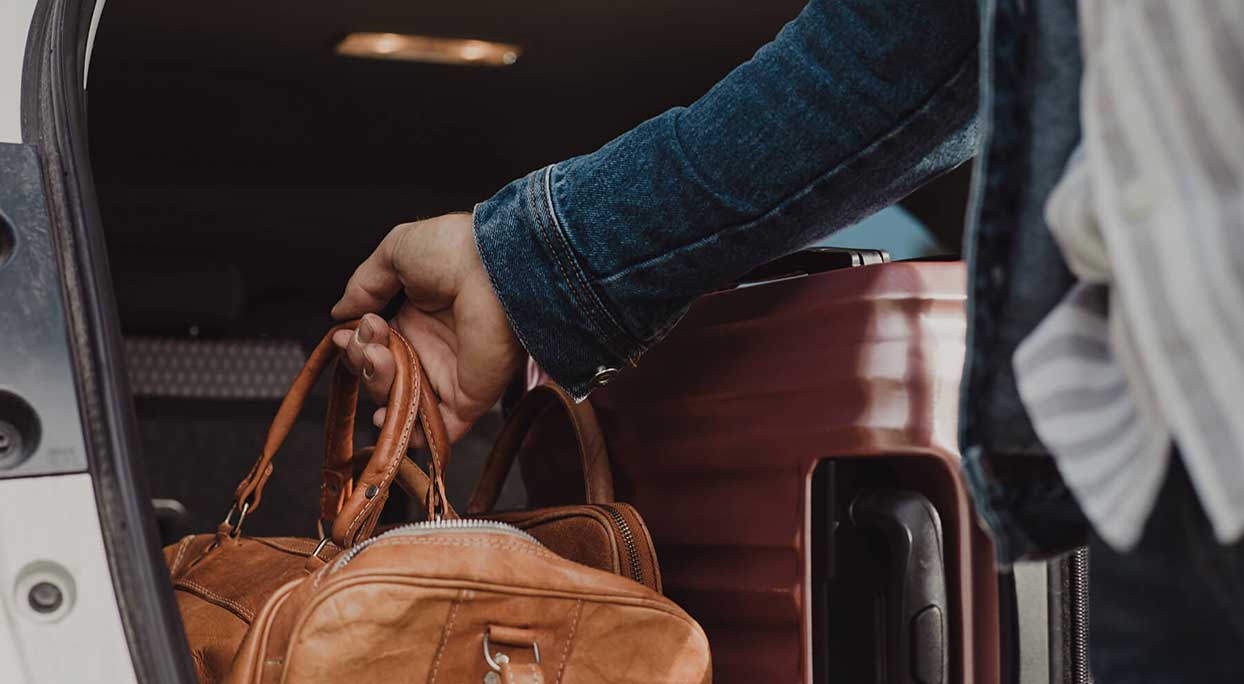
[329,519,540,577]
[595,504,644,585]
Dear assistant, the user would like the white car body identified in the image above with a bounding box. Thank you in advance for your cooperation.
[2,2,146,682]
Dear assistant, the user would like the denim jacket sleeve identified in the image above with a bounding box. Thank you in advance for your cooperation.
[474,0,981,399]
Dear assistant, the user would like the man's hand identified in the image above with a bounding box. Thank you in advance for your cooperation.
[331,213,523,442]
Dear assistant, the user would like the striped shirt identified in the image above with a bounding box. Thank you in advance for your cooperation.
[1014,0,1244,550]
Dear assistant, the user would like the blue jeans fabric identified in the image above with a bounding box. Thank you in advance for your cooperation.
[959,0,1090,564]
[1089,456,1244,682]
[472,0,1089,563]
[474,0,981,399]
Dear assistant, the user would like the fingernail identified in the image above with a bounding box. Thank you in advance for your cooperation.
[362,361,375,381]
[356,320,372,344]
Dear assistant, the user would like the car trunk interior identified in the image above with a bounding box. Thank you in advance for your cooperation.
[86,0,969,541]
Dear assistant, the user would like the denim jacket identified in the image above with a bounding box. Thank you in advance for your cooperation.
[474,0,1089,563]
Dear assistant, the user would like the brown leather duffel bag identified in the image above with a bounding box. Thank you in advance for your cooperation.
[165,322,701,682]
[226,507,708,683]
[464,383,662,593]
[333,382,663,593]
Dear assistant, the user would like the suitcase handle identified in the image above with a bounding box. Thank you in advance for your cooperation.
[850,490,949,684]
[735,247,890,285]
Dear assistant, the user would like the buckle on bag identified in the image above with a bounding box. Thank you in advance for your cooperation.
[483,628,540,671]
[221,502,250,537]
[311,535,332,560]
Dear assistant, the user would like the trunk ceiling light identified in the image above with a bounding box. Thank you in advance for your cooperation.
[336,32,521,66]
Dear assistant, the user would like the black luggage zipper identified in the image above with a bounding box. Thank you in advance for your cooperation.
[595,504,644,585]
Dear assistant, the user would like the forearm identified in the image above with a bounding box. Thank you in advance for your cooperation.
[475,0,981,397]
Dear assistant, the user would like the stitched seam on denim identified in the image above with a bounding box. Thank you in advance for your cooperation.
[666,108,759,216]
[554,599,583,684]
[429,590,463,684]
[597,49,980,282]
[525,171,609,346]
[963,0,1037,455]
[543,166,642,358]
[957,0,993,451]
[472,203,555,385]
[530,167,641,362]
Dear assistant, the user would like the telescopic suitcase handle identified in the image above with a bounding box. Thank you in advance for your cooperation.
[736,247,890,285]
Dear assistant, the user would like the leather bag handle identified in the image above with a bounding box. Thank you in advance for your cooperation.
[318,339,455,529]
[343,447,462,520]
[464,384,614,515]
[228,321,453,548]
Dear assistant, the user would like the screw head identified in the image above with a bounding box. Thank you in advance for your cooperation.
[28,581,63,614]
[365,484,380,499]
[0,420,24,469]
[0,421,18,455]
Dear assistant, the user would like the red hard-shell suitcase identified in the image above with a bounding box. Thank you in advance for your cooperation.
[540,252,1000,683]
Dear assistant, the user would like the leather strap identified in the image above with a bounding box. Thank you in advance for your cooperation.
[230,321,453,547]
[465,384,613,515]
[498,660,545,684]
[345,447,463,520]
[319,342,457,529]
[320,361,360,524]
[488,625,545,684]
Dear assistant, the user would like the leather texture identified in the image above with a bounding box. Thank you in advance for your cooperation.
[224,526,710,684]
[467,384,614,512]
[465,384,662,592]
[167,319,425,682]
[218,340,709,683]
[166,324,693,682]
[586,260,1002,684]
[359,384,663,593]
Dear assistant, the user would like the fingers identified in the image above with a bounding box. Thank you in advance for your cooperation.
[331,224,409,320]
[332,313,396,406]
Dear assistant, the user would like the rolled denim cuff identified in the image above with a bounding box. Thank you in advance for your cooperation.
[473,166,638,401]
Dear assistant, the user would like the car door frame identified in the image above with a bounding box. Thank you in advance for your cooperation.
[3,0,194,681]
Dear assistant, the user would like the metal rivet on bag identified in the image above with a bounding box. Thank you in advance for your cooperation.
[483,673,500,684]
[364,484,379,499]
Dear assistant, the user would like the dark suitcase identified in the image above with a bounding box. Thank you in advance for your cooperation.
[576,250,999,683]
[517,249,1090,684]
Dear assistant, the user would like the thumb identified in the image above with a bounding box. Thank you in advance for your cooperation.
[331,225,408,319]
